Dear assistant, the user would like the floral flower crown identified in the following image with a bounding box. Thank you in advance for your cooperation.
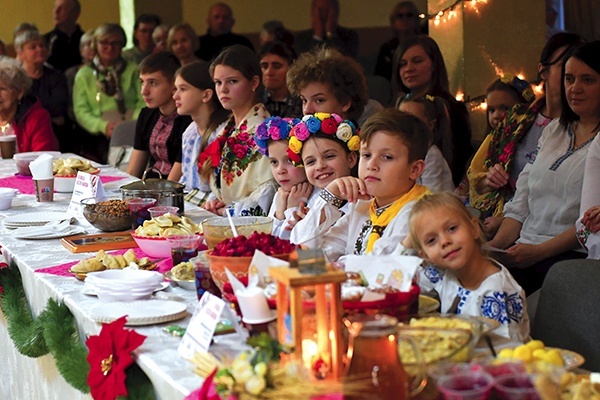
[500,73,535,103]
[286,112,360,166]
[255,116,301,157]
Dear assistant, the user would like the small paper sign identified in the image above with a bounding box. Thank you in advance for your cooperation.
[67,171,106,217]
[178,292,246,359]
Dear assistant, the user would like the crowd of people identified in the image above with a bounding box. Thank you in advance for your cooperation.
[1,0,600,343]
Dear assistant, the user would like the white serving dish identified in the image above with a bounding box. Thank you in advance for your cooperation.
[86,269,164,303]
[54,175,76,192]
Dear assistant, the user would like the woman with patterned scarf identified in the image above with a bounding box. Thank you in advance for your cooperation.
[73,23,145,163]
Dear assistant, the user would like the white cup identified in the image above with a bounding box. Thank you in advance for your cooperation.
[237,286,275,324]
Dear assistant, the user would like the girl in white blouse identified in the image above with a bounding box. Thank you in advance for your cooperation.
[410,192,530,343]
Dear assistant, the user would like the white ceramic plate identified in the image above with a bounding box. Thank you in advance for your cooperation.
[82,281,169,296]
[3,212,73,228]
[88,300,187,326]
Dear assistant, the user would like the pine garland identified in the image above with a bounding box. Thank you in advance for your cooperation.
[0,263,49,357]
[0,263,156,399]
[42,298,90,393]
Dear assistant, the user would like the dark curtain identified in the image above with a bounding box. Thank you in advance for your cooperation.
[563,0,600,41]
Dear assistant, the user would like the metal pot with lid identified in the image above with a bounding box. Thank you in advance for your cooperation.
[120,168,185,215]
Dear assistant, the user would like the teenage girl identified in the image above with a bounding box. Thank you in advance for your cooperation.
[409,192,529,342]
[399,95,454,192]
[173,61,230,206]
[201,45,275,217]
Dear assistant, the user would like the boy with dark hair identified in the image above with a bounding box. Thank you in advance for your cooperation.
[126,52,191,181]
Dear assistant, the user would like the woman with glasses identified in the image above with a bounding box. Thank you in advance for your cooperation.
[374,1,422,82]
[73,23,144,163]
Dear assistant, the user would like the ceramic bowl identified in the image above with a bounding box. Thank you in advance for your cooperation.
[0,188,18,210]
[131,233,172,258]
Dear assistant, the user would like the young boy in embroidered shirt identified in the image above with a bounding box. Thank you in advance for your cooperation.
[306,108,430,262]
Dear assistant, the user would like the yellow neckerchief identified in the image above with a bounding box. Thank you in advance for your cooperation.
[366,184,430,253]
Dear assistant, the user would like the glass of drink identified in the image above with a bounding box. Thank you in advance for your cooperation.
[494,374,540,400]
[126,198,157,229]
[436,371,494,400]
[167,235,202,266]
[148,206,179,218]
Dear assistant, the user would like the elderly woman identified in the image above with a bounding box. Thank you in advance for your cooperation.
[73,23,144,163]
[0,57,58,153]
[15,29,69,150]
[168,23,201,66]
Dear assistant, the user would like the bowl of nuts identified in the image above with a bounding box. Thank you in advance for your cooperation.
[81,197,131,232]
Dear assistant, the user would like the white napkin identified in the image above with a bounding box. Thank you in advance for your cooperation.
[13,220,85,239]
[247,250,289,287]
[29,153,54,180]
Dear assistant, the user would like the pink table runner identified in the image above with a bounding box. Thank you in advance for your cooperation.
[35,248,170,277]
[0,174,126,195]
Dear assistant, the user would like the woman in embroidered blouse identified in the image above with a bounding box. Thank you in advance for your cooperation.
[488,42,600,295]
[467,33,583,238]
[127,52,191,181]
[202,45,274,217]
[73,23,145,163]
[174,61,230,206]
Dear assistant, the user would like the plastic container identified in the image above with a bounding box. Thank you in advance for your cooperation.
[201,216,273,249]
[13,151,61,175]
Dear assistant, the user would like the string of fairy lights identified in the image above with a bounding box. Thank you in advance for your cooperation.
[419,0,489,26]
[418,0,544,111]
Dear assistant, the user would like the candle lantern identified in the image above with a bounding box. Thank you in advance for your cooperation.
[269,252,347,379]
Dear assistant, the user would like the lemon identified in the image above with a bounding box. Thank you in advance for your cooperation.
[513,345,533,363]
[526,340,545,351]
[497,348,515,359]
[544,349,565,366]
[532,348,546,361]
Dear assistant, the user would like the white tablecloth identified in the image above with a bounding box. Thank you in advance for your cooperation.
[0,157,229,400]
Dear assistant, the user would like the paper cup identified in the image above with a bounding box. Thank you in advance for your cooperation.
[237,286,276,324]
[34,178,54,202]
[0,135,17,159]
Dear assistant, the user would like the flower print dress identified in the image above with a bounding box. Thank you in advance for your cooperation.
[209,104,277,216]
[418,260,530,343]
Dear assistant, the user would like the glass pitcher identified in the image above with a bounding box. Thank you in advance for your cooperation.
[343,314,426,400]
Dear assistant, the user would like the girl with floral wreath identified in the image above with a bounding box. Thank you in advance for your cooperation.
[201,45,275,217]
[467,32,583,238]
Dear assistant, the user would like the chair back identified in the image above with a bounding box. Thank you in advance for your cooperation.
[531,259,600,370]
[108,120,137,171]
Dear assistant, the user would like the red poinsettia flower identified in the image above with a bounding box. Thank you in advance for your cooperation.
[0,260,8,294]
[185,368,224,400]
[86,316,146,400]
